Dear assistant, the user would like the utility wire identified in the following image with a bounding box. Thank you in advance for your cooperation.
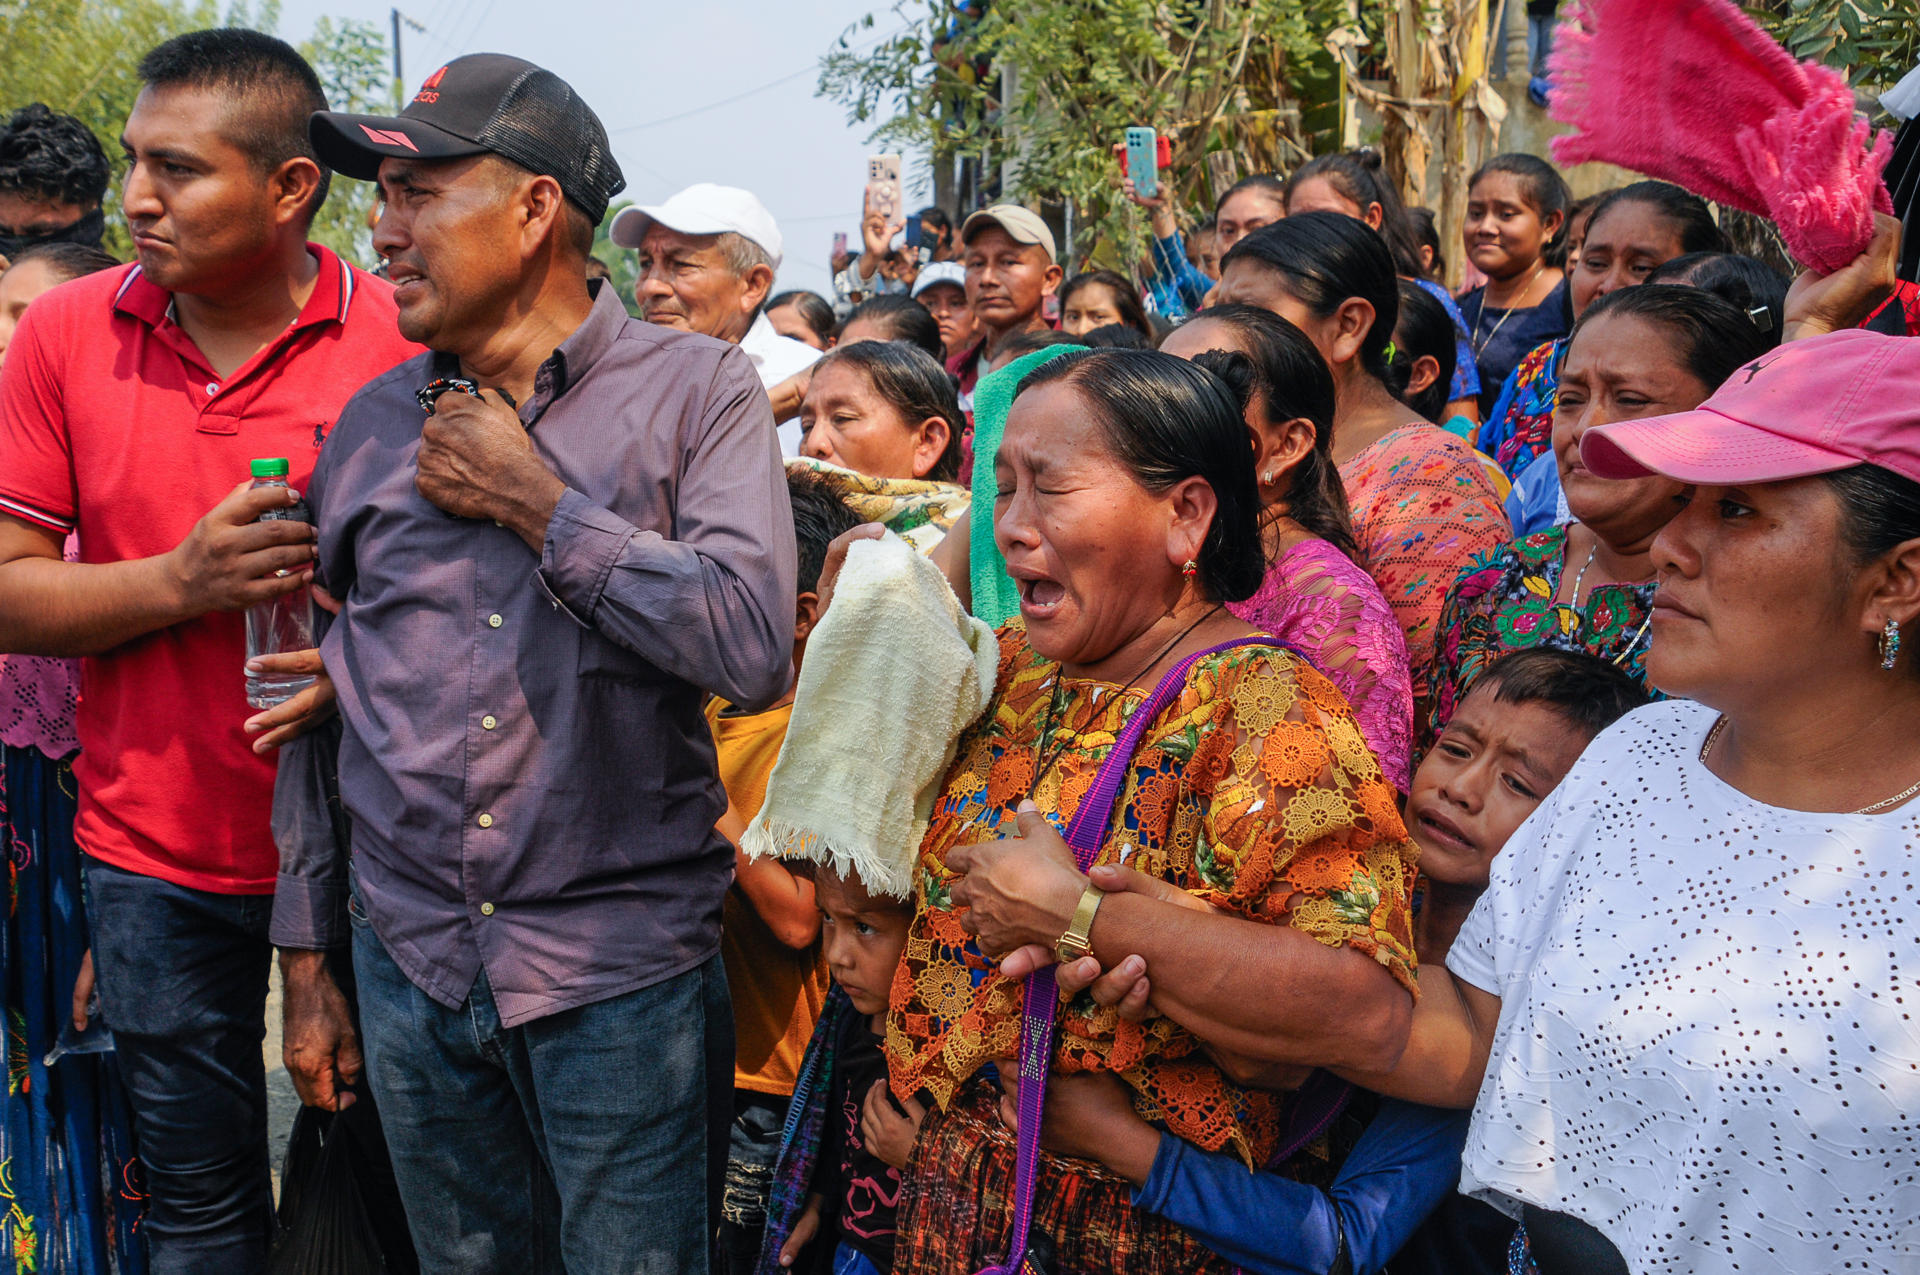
[605,21,911,137]
[608,66,817,135]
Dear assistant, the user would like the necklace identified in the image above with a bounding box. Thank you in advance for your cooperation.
[1029,604,1225,799]
[1565,541,1654,668]
[1700,716,1920,815]
[1473,258,1546,356]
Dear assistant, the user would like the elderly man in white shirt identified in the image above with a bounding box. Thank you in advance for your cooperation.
[613,182,820,452]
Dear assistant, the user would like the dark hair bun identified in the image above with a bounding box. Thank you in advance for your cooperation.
[1190,348,1258,418]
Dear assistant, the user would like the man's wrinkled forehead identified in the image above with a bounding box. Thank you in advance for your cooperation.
[963,225,1047,262]
[638,221,725,261]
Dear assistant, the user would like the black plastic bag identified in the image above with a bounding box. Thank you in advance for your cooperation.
[268,1106,389,1275]
[1886,113,1919,285]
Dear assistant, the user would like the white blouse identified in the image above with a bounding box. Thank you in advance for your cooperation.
[1448,698,1920,1273]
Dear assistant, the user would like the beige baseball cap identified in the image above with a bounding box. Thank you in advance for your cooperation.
[959,205,1056,263]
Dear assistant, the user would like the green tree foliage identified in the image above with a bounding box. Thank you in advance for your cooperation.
[0,0,391,264]
[820,0,1347,268]
[300,16,392,263]
[593,200,643,318]
[1750,0,1920,100]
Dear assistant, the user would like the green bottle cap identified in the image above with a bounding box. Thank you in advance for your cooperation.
[250,457,291,479]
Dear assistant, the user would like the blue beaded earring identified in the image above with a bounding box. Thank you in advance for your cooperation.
[1882,618,1902,671]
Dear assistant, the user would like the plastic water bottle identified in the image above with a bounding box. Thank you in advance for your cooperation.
[244,457,316,709]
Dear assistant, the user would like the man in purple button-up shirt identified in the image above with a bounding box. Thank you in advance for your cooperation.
[274,57,796,1272]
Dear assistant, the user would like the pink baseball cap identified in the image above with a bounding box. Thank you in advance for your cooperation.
[1580,330,1920,486]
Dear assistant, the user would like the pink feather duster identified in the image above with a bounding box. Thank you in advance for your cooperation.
[1547,0,1892,274]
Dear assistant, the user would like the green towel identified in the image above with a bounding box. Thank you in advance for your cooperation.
[968,343,1086,627]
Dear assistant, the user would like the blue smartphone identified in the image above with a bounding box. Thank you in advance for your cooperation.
[1124,126,1159,199]
[904,218,933,265]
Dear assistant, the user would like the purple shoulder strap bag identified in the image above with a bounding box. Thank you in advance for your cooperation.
[978,637,1350,1275]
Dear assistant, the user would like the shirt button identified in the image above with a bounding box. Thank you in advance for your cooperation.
[480,902,495,917]
[205,381,219,395]
[477,812,494,828]
[487,613,503,628]
[482,715,497,730]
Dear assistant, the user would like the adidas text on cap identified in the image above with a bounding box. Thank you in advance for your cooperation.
[310,54,625,223]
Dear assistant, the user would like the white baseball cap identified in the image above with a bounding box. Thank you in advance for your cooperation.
[609,182,784,271]
[911,261,967,298]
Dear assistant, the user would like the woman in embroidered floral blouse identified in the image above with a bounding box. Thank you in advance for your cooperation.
[0,243,147,1275]
[1159,304,1414,792]
[1426,286,1770,744]
[1212,213,1510,696]
[886,349,1418,1275]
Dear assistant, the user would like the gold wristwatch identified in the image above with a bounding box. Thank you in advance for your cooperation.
[1053,883,1104,964]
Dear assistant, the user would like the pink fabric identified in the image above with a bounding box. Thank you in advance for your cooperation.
[0,535,79,757]
[1227,537,1414,792]
[1548,0,1892,274]
[1581,329,1920,486]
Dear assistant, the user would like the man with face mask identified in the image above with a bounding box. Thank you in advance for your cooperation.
[300,54,795,1271]
[0,104,111,267]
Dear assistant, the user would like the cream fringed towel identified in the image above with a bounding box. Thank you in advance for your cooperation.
[743,534,998,900]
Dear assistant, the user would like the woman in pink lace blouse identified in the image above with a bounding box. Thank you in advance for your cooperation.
[0,241,146,1270]
[1162,305,1414,790]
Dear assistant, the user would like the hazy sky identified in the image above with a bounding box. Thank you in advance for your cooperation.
[273,0,926,296]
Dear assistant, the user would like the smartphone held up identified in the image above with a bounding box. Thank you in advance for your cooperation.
[1116,127,1173,200]
[867,153,904,224]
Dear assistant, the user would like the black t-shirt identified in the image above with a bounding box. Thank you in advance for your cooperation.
[817,1014,902,1265]
[1460,277,1574,415]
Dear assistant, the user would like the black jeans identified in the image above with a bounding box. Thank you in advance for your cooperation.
[718,1089,791,1273]
[85,857,275,1274]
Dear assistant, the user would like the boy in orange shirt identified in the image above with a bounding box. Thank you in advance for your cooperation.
[711,472,864,1272]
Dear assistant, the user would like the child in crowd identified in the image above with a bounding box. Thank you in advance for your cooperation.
[1057,269,1153,340]
[711,473,864,1273]
[1388,278,1462,429]
[1023,649,1648,1275]
[748,520,999,1275]
[762,864,920,1274]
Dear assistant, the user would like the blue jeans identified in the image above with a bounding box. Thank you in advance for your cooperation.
[1490,3,1557,78]
[84,857,275,1275]
[351,895,732,1274]
[834,1242,884,1275]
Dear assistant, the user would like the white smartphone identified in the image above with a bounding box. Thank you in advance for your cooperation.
[867,153,904,225]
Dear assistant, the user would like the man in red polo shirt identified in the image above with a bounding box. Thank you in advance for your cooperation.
[0,29,417,1272]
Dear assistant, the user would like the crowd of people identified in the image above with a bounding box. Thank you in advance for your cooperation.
[0,13,1916,1275]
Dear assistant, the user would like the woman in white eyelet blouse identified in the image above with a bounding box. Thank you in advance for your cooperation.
[1338,331,1920,1274]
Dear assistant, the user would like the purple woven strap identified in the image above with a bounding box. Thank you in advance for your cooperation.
[977,636,1281,1275]
[975,967,1059,1275]
[1058,636,1283,865]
